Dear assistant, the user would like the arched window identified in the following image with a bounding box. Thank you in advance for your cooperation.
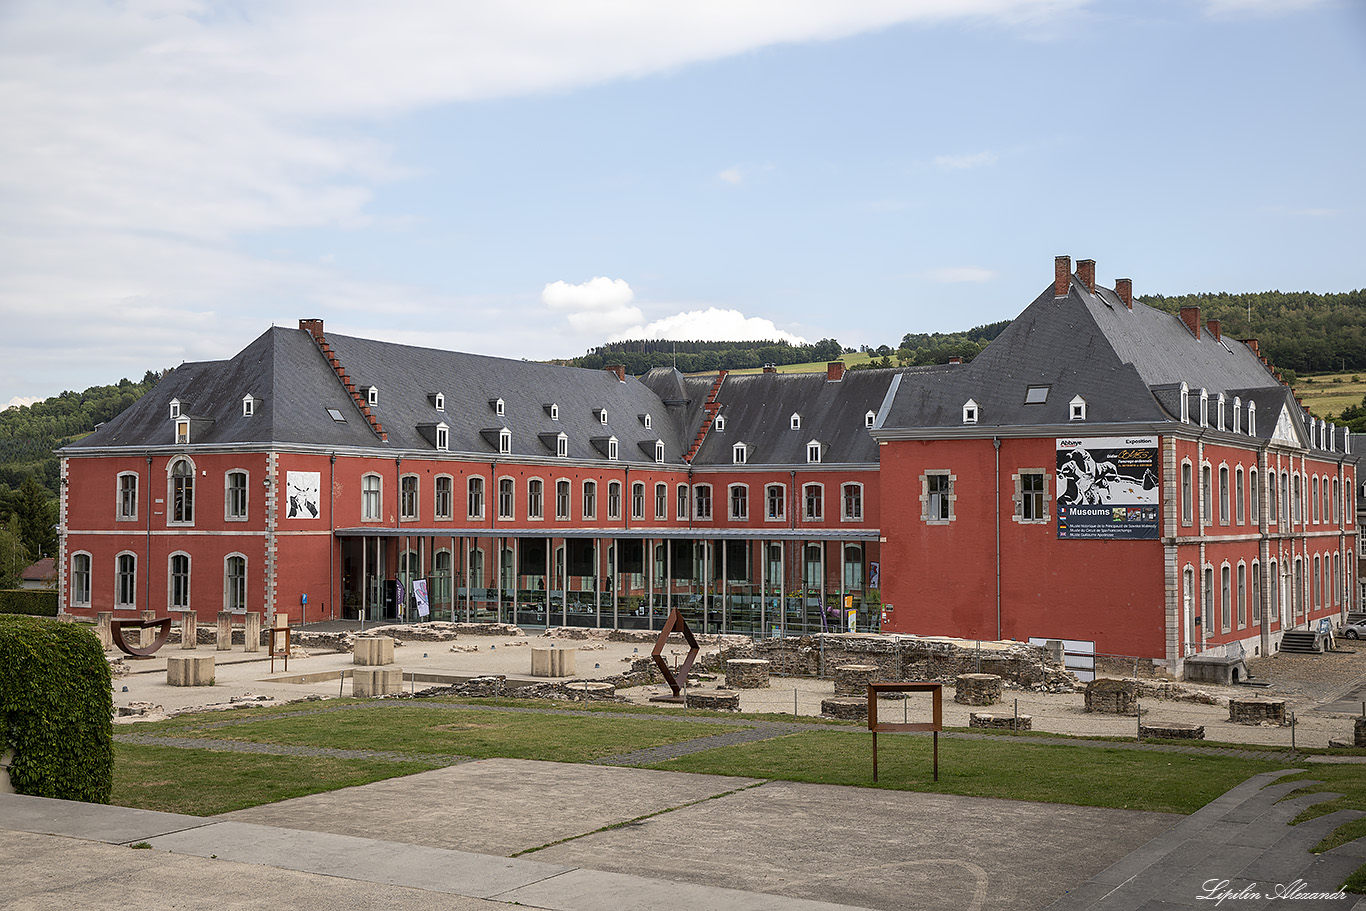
[170,458,195,524]
[170,553,191,610]
[70,553,92,607]
[467,476,485,519]
[362,473,382,521]
[116,552,137,607]
[225,554,247,611]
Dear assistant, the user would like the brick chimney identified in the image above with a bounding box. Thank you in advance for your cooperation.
[1054,256,1071,297]
[948,356,963,365]
[762,364,777,374]
[1206,319,1221,342]
[1180,306,1202,340]
[1076,259,1096,293]
[605,365,626,382]
[299,318,324,339]
[1242,338,1259,355]
[1115,278,1132,310]
[827,361,845,382]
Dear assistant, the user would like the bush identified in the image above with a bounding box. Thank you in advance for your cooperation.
[0,615,112,802]
[0,590,59,616]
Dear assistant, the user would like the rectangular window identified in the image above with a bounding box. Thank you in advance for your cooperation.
[401,475,418,520]
[677,484,688,520]
[71,554,91,606]
[583,481,597,519]
[226,555,246,611]
[803,484,823,521]
[607,481,621,520]
[556,480,570,520]
[435,477,453,520]
[926,473,953,522]
[730,485,748,520]
[117,553,137,607]
[1237,564,1246,628]
[694,485,712,520]
[170,553,190,610]
[1235,468,1245,525]
[1019,471,1046,522]
[631,482,644,520]
[1203,566,1213,628]
[498,478,514,520]
[766,484,785,521]
[226,471,248,520]
[528,479,544,519]
[468,477,484,519]
[1252,563,1261,623]
[1201,465,1212,524]
[1181,463,1192,525]
[655,483,667,519]
[1221,565,1231,632]
[842,483,862,520]
[118,473,138,520]
[362,475,382,521]
[1218,467,1229,525]
[1250,469,1259,523]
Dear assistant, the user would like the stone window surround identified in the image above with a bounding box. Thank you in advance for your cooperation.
[1012,469,1050,524]
[921,470,957,524]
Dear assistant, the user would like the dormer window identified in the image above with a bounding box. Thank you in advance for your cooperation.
[713,414,726,431]
[1024,385,1050,405]
[865,410,876,428]
[641,413,652,430]
[1247,401,1256,436]
[607,437,618,460]
[1232,397,1241,434]
[435,423,449,452]
[1216,393,1226,431]
[807,440,822,463]
[962,399,978,425]
[597,408,608,425]
[242,394,255,417]
[557,432,568,458]
[654,440,665,463]
[1179,383,1190,423]
[1069,395,1087,422]
[498,428,511,454]
[364,386,378,407]
[1199,389,1209,427]
[169,399,181,419]
[431,393,445,412]
[327,408,346,423]
[175,419,190,445]
[547,403,559,420]
[492,398,505,416]
[733,443,748,464]
[790,413,801,430]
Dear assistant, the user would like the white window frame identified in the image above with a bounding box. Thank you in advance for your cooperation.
[401,473,420,521]
[528,478,545,520]
[493,398,505,416]
[841,482,863,522]
[362,473,382,521]
[70,552,92,607]
[642,413,651,429]
[766,483,785,522]
[1179,383,1189,423]
[555,479,571,520]
[607,480,622,519]
[729,483,748,521]
[1181,460,1193,526]
[116,471,138,521]
[557,433,568,458]
[922,471,955,524]
[435,475,454,520]
[962,399,978,425]
[1069,395,1086,422]
[242,394,255,417]
[225,553,248,612]
[169,551,191,611]
[733,442,748,464]
[631,481,645,520]
[714,414,726,431]
[225,469,249,521]
[175,418,190,445]
[468,476,485,520]
[607,437,619,460]
[1247,401,1256,436]
[169,399,180,419]
[1014,470,1049,524]
[655,482,667,519]
[677,484,689,520]
[498,477,514,520]
[115,551,137,608]
[693,484,712,521]
[790,413,801,430]
[654,440,665,463]
[802,482,823,521]
[583,480,597,519]
[168,456,196,526]
[498,428,511,454]
[865,410,876,428]
[435,423,449,452]
[807,440,822,464]
[434,393,445,412]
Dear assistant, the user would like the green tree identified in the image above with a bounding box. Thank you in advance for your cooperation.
[0,519,28,589]
[13,475,56,559]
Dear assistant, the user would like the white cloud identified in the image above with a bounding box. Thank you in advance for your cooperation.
[0,0,1087,400]
[542,277,645,335]
[924,267,997,283]
[719,166,745,185]
[612,307,808,344]
[933,151,999,170]
[5,396,42,410]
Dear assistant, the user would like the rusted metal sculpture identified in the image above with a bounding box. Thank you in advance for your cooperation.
[110,617,173,658]
[868,681,943,782]
[648,608,699,703]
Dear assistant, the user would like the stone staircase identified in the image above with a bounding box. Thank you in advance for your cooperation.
[1048,768,1366,909]
[1279,630,1324,655]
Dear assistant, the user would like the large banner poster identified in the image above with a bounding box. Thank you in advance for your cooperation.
[1056,436,1160,539]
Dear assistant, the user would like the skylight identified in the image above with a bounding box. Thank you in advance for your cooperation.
[327,408,346,423]
[1024,386,1050,404]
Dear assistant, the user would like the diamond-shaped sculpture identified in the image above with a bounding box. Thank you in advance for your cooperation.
[649,608,700,703]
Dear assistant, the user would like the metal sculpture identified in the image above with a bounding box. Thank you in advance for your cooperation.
[648,608,699,703]
[110,616,173,658]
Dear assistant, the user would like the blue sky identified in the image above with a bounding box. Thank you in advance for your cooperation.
[2,0,1363,407]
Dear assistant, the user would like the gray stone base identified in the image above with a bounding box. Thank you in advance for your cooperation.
[969,712,1031,731]
[684,690,740,711]
[821,698,869,720]
[353,667,403,696]
[166,655,214,686]
[1140,722,1204,740]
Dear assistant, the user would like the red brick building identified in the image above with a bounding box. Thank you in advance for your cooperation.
[59,257,1360,674]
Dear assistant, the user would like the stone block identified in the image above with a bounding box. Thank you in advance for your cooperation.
[217,611,233,651]
[354,636,396,666]
[95,612,112,649]
[1357,717,1366,748]
[821,697,868,720]
[167,654,215,687]
[970,712,1032,731]
[178,612,197,649]
[685,690,740,711]
[244,612,261,652]
[833,664,880,696]
[531,646,576,677]
[1228,697,1286,725]
[955,673,1003,706]
[352,667,403,696]
[1085,678,1138,714]
[1140,722,1204,740]
[724,658,770,689]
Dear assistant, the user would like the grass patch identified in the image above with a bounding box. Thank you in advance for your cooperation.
[112,743,442,816]
[134,704,750,763]
[646,730,1283,815]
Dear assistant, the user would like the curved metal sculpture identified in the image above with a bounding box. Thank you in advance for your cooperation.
[648,608,699,704]
[111,617,173,658]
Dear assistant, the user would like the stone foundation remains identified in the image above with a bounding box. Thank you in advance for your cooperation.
[821,698,868,720]
[685,690,740,711]
[724,658,770,689]
[1140,722,1205,740]
[833,664,880,696]
[1085,678,1139,715]
[1228,697,1286,725]
[969,712,1031,731]
[954,674,1002,706]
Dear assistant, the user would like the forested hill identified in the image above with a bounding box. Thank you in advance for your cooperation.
[572,338,846,375]
[1139,289,1366,375]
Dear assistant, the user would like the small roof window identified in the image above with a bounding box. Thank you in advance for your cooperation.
[327,408,346,423]
[1024,386,1049,405]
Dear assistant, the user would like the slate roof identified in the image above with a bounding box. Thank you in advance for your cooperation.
[65,326,693,463]
[878,273,1337,453]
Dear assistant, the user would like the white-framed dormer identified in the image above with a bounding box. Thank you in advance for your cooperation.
[1179,382,1190,423]
[544,402,559,421]
[962,398,979,425]
[498,427,511,454]
[654,440,665,463]
[714,413,726,431]
[169,398,181,419]
[790,412,801,431]
[491,397,505,416]
[1247,400,1256,436]
[607,436,619,460]
[242,394,256,417]
[1216,393,1226,432]
[1232,396,1241,434]
[435,422,449,452]
[733,442,749,465]
[1069,395,1087,422]
[595,407,608,425]
[175,418,191,445]
[363,385,379,407]
[430,393,446,412]
[865,410,876,429]
[556,432,568,458]
[1199,388,1209,427]
[806,439,823,464]
[641,413,652,430]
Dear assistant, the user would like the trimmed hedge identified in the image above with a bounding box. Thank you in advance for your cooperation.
[0,590,59,617]
[0,615,112,802]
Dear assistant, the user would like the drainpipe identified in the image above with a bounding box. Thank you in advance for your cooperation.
[993,436,1001,641]
[145,454,153,616]
[329,453,336,622]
